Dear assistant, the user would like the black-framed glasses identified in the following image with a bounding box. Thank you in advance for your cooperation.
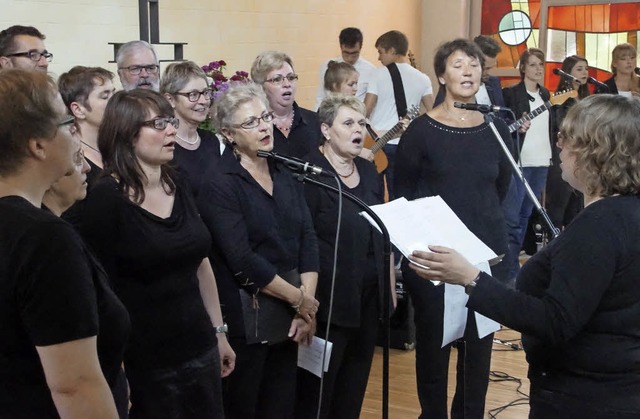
[174,89,213,102]
[142,117,180,130]
[264,74,298,85]
[232,112,274,129]
[6,50,53,62]
[119,64,159,75]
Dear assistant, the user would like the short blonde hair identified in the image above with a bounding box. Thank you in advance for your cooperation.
[318,94,366,144]
[211,82,269,139]
[250,51,294,84]
[559,94,640,197]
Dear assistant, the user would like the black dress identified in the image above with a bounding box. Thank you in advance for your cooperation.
[295,149,385,419]
[0,196,130,419]
[79,176,222,419]
[394,114,512,419]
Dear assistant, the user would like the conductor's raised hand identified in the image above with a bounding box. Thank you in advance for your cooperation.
[408,245,479,286]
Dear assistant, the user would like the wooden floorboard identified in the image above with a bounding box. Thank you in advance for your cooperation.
[361,329,530,418]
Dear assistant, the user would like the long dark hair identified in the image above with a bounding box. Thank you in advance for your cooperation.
[98,89,176,204]
[555,55,590,99]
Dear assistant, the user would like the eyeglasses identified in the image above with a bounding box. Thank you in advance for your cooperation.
[142,117,180,130]
[174,89,213,102]
[6,50,53,62]
[119,64,159,75]
[264,74,299,85]
[232,112,274,129]
[58,115,78,135]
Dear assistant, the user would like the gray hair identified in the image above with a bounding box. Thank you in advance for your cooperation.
[212,82,269,136]
[318,94,366,144]
[160,61,208,94]
[250,51,294,84]
[115,40,159,67]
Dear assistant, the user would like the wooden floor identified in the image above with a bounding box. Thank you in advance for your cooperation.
[361,328,530,418]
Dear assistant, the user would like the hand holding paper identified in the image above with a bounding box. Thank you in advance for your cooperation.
[409,245,480,286]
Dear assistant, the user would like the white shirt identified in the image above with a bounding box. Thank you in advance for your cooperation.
[475,83,491,105]
[367,63,433,144]
[520,90,551,167]
[315,56,376,109]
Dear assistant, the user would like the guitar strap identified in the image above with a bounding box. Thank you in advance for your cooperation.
[386,63,407,118]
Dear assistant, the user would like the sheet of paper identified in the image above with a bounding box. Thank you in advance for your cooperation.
[297,336,332,378]
[360,196,497,266]
[442,283,468,346]
[474,262,501,339]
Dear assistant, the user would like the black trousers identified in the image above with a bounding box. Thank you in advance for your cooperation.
[223,338,298,419]
[402,266,494,419]
[295,284,379,419]
[127,345,223,419]
[529,383,640,419]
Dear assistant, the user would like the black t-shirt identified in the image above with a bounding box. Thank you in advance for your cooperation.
[79,176,216,371]
[0,196,130,418]
[171,128,221,198]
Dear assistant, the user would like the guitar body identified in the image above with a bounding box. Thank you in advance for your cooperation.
[364,133,389,173]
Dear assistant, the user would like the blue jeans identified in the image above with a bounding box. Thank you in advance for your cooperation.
[502,167,548,281]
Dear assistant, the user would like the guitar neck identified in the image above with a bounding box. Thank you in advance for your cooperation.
[508,101,552,133]
[371,123,404,153]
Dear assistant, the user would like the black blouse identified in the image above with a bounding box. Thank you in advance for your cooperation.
[79,176,216,370]
[272,101,323,159]
[171,128,221,198]
[303,148,385,327]
[197,152,319,337]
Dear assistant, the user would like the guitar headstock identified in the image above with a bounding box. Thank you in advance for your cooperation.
[406,105,420,120]
[550,89,578,106]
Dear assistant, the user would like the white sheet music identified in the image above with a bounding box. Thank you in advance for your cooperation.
[297,336,332,378]
[360,196,500,346]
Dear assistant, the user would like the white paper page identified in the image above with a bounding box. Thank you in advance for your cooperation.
[474,262,501,339]
[442,283,468,347]
[297,336,332,378]
[361,196,497,266]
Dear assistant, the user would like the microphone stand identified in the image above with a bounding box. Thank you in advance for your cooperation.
[294,172,393,419]
[484,112,561,238]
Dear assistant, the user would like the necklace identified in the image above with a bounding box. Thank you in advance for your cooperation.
[176,132,200,145]
[81,140,100,153]
[274,108,295,132]
[322,146,356,178]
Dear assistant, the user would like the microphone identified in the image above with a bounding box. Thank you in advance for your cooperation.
[635,67,640,76]
[587,77,609,92]
[553,68,580,84]
[453,102,509,113]
[256,150,334,177]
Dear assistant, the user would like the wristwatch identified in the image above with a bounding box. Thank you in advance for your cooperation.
[214,323,228,334]
[464,273,481,296]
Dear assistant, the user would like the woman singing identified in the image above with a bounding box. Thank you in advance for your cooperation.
[394,39,512,419]
[602,43,640,96]
[80,89,234,418]
[198,82,319,419]
[409,93,640,419]
[295,94,392,419]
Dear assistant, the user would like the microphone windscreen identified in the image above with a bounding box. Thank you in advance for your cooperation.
[552,68,561,75]
[635,67,640,76]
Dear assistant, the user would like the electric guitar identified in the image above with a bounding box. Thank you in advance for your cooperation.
[364,105,420,173]
[508,89,577,133]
